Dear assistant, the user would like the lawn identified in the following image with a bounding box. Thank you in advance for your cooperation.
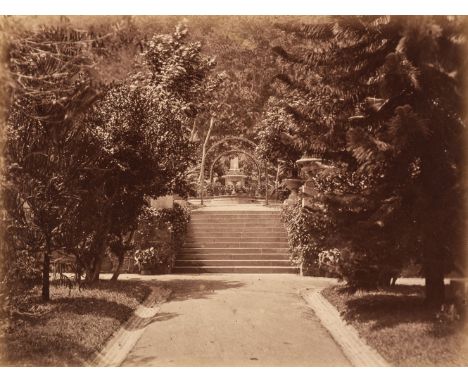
[0,279,152,366]
[322,285,468,366]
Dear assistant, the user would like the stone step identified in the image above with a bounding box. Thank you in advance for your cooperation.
[192,212,280,216]
[192,210,281,214]
[183,242,289,249]
[177,209,291,274]
[190,222,283,227]
[189,223,283,229]
[181,247,289,254]
[175,259,291,267]
[190,198,265,205]
[178,254,290,260]
[190,215,281,223]
[191,212,280,216]
[188,227,286,233]
[191,215,281,220]
[186,233,287,239]
[188,229,284,235]
[172,266,299,274]
[184,237,288,244]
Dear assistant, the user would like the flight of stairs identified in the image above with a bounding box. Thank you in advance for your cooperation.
[174,210,298,274]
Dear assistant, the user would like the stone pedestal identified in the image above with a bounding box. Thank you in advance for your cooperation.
[295,157,330,207]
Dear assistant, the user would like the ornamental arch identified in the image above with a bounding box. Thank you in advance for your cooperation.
[208,149,262,186]
[199,136,271,205]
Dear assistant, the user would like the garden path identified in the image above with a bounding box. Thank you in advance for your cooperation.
[120,274,351,366]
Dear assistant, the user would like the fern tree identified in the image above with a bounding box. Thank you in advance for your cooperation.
[266,16,467,305]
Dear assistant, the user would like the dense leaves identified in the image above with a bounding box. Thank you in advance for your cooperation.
[282,201,335,275]
[264,16,467,304]
[133,204,190,273]
[4,25,103,301]
[2,16,466,309]
[3,22,215,303]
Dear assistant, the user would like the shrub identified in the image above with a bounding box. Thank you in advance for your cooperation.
[281,198,404,283]
[281,201,335,276]
[153,203,191,252]
[335,247,401,290]
[134,244,173,274]
[133,203,190,274]
[317,248,341,277]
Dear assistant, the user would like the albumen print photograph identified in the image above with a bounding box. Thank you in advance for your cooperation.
[0,12,467,367]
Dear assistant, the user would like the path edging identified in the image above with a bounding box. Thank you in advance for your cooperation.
[301,287,389,367]
[89,285,171,367]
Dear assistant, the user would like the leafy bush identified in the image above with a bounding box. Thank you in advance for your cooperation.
[335,248,400,290]
[6,250,42,289]
[317,248,341,276]
[281,201,335,276]
[282,199,404,284]
[133,203,190,273]
[152,203,191,251]
[134,245,172,273]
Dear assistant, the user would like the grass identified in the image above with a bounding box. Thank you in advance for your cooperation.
[322,285,468,366]
[0,279,152,366]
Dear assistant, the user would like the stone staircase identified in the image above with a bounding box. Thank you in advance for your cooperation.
[174,209,298,274]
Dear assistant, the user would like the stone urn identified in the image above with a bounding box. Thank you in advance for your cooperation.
[296,156,333,208]
[283,178,303,205]
[296,156,330,180]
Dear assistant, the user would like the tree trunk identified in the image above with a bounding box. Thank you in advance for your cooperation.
[189,118,197,142]
[84,237,106,283]
[425,268,445,307]
[111,254,124,281]
[42,236,51,301]
[87,221,111,283]
[422,225,446,307]
[91,255,103,283]
[419,159,447,307]
[199,116,214,206]
[275,162,280,199]
[110,230,135,282]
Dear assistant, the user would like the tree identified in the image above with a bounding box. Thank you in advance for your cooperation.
[256,101,303,177]
[262,16,467,305]
[67,25,215,282]
[5,24,101,300]
[3,21,217,298]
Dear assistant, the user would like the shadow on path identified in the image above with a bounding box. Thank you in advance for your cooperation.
[118,278,245,331]
[153,278,246,303]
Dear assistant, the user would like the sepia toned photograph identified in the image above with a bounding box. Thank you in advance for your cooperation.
[0,5,467,369]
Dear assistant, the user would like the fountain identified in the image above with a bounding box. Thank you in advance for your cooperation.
[221,156,248,194]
